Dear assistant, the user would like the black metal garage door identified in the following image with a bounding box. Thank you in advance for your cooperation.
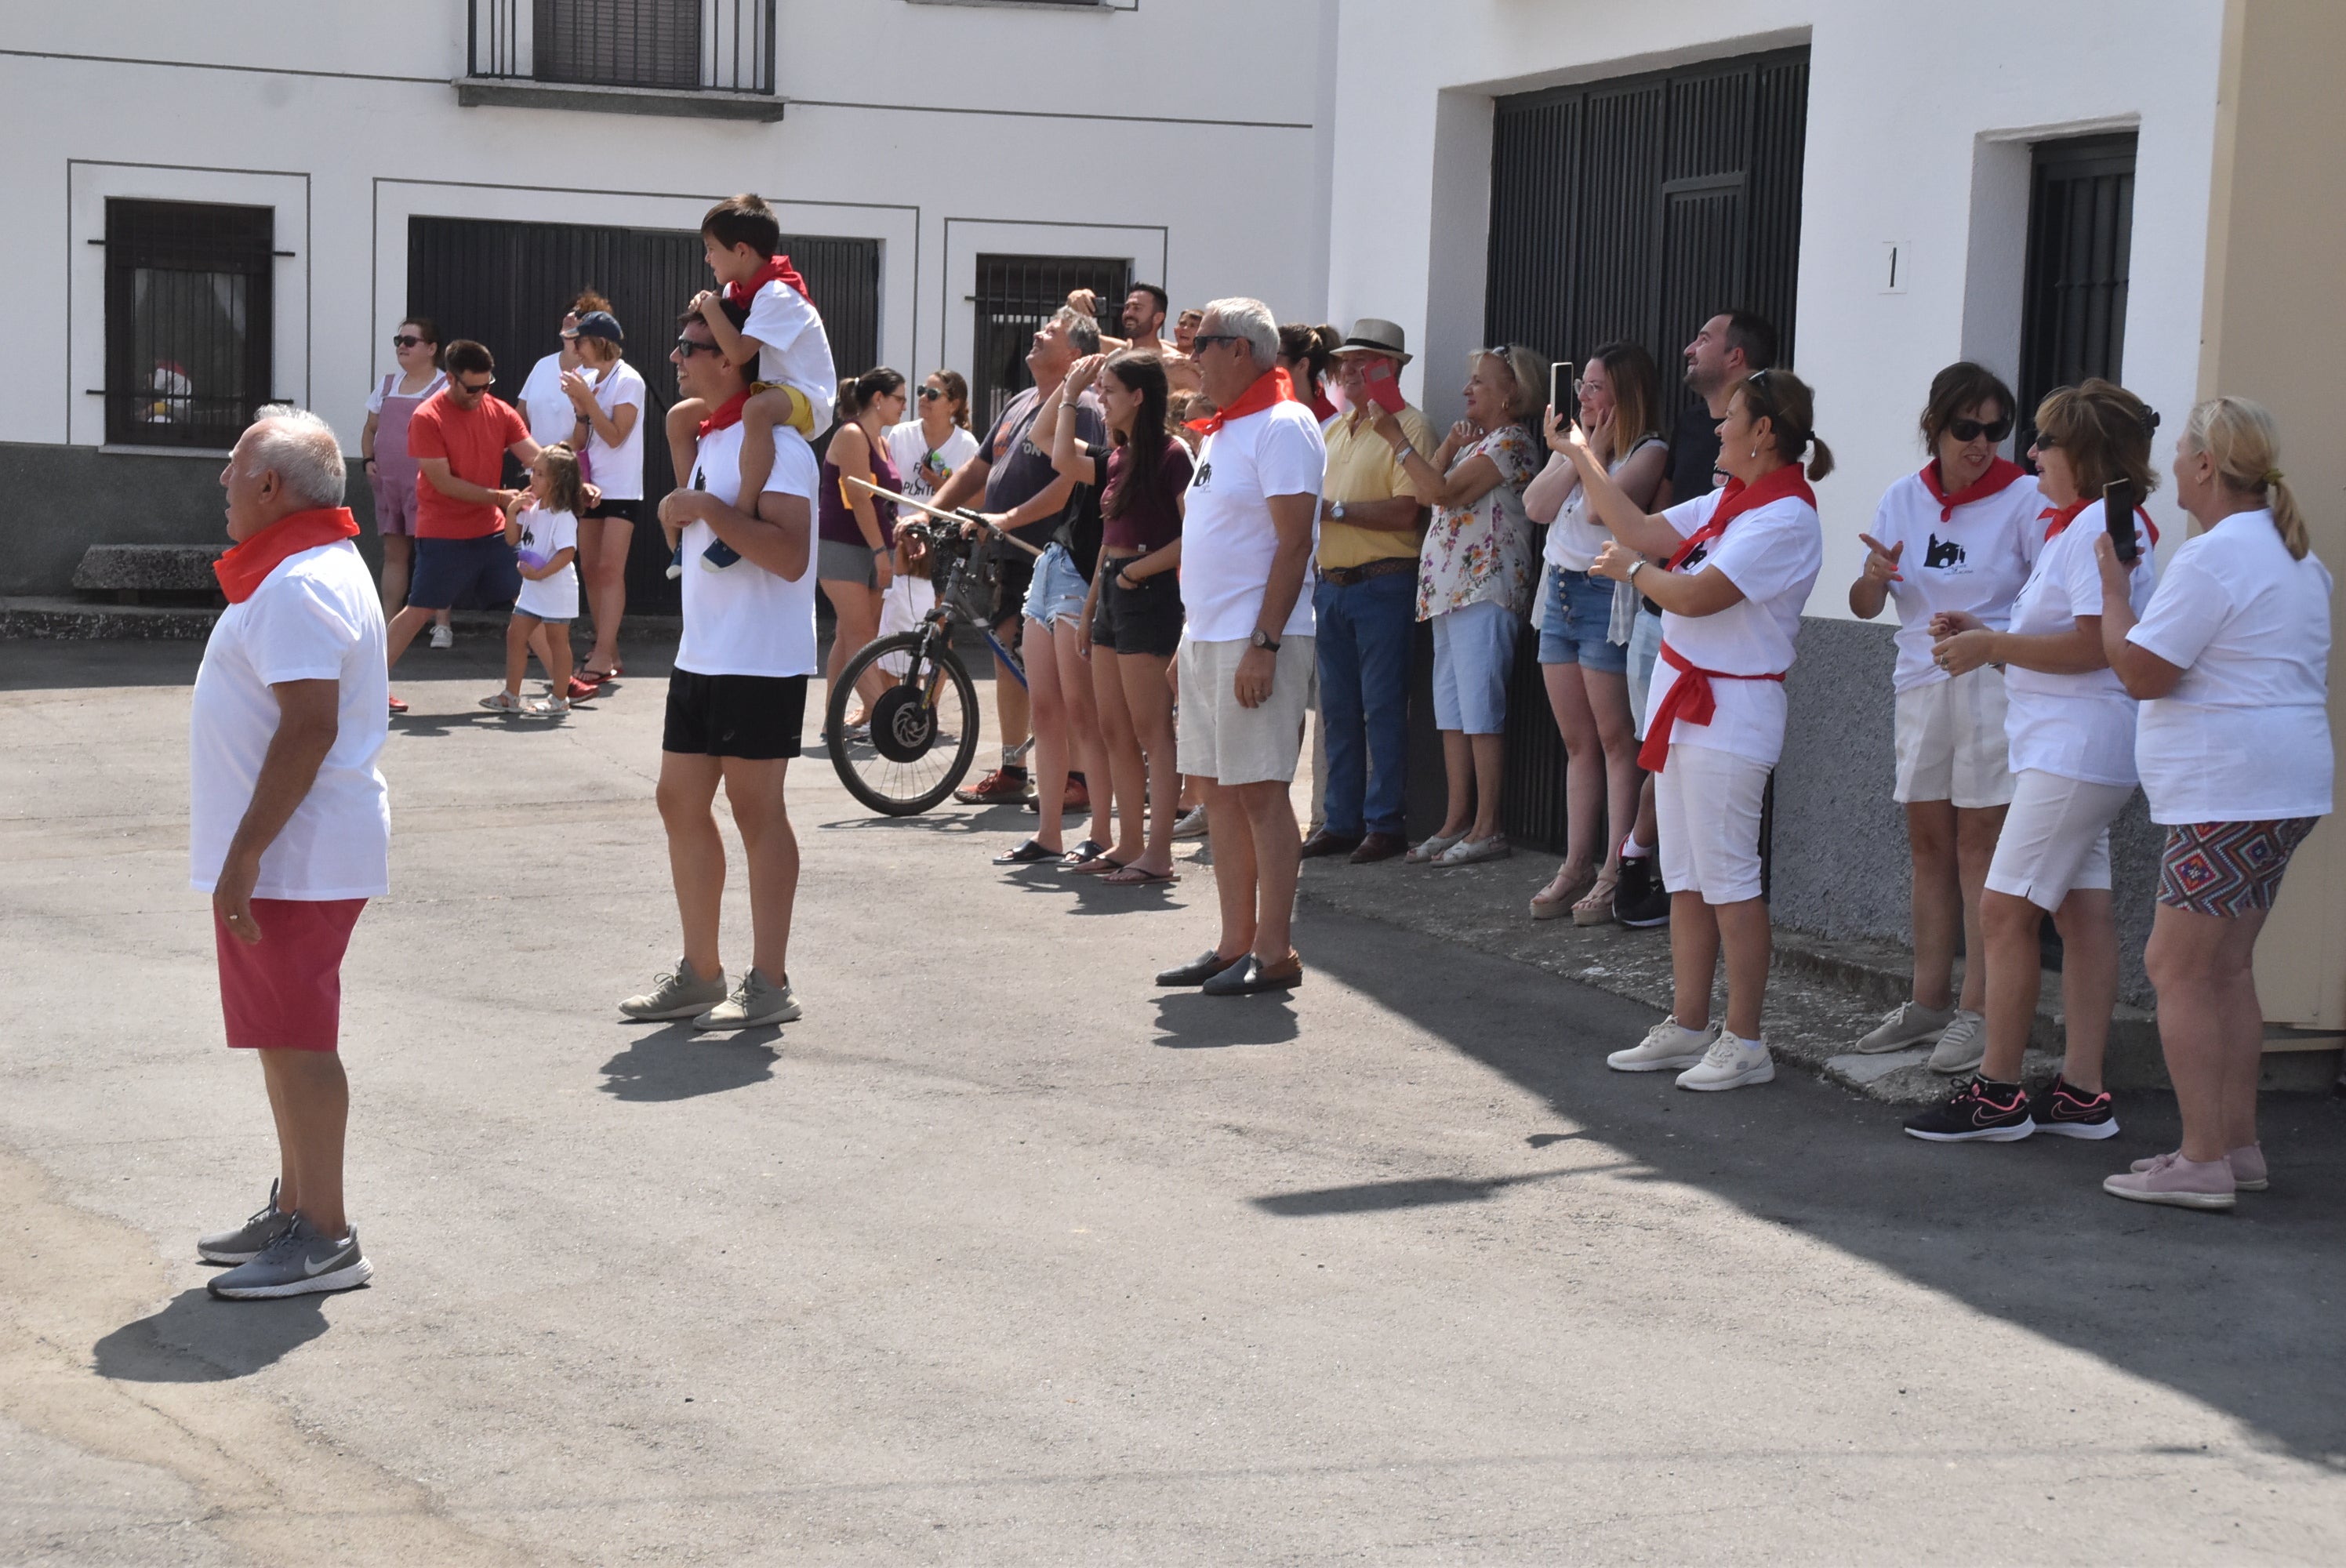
[1478,46,1809,855]
[405,215,880,611]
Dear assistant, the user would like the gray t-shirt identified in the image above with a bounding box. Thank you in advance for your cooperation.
[980,387,1106,546]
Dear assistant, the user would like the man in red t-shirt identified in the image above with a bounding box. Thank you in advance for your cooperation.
[387,339,541,709]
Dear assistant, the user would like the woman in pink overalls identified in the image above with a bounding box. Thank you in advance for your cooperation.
[361,318,449,639]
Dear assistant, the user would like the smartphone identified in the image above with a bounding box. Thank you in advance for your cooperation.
[1551,361,1574,418]
[2104,477,2139,563]
[1359,357,1407,415]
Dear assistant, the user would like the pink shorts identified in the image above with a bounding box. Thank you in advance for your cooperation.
[213,898,367,1052]
[371,471,419,538]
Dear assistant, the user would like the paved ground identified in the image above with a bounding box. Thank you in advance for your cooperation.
[2,636,2343,1566]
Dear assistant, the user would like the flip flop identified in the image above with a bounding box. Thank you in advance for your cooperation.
[993,839,1059,866]
[1101,864,1178,885]
[1069,854,1131,877]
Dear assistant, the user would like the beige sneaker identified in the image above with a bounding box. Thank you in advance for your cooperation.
[694,967,803,1029]
[619,957,728,1021]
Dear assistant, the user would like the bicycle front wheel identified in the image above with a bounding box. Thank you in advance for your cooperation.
[825,632,982,816]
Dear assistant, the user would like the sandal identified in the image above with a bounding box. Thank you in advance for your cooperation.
[478,691,523,713]
[1060,838,1109,867]
[1101,863,1178,885]
[1404,831,1465,865]
[1531,863,1597,920]
[993,839,1059,866]
[1572,868,1622,927]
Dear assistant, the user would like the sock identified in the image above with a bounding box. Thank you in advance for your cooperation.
[1620,834,1652,861]
[1000,747,1026,771]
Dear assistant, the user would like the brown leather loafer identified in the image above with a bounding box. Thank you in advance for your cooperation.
[1298,829,1365,860]
[1348,831,1407,864]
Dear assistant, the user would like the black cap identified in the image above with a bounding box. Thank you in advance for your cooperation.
[576,310,624,345]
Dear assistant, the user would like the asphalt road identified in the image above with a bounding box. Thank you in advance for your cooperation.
[2,637,2342,1566]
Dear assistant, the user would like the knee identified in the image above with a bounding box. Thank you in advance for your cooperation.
[1907,814,1956,867]
[1980,892,2039,944]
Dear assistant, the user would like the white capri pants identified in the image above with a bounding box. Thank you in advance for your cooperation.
[1983,768,2133,910]
[1893,666,2015,808]
[1654,743,1772,905]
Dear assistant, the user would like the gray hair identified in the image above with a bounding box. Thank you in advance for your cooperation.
[242,405,347,508]
[1050,306,1102,356]
[1201,297,1277,365]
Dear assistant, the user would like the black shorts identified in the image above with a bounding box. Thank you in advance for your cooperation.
[662,670,807,760]
[583,496,644,524]
[1099,567,1184,657]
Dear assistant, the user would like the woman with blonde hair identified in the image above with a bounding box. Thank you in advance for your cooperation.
[1905,379,2158,1143]
[1370,344,1544,866]
[2094,397,2330,1210]
[1563,368,1829,1091]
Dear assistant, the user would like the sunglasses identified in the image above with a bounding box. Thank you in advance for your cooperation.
[1950,415,2014,443]
[917,387,947,401]
[672,336,721,357]
[391,335,428,349]
[452,378,493,394]
[2030,432,2059,450]
[1190,333,1241,353]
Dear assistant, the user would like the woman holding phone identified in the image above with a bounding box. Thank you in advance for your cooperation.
[1522,342,1669,922]
[2095,398,2330,1210]
[1564,368,1828,1092]
[1903,379,2158,1144]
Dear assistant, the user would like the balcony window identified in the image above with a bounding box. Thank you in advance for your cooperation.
[468,0,775,96]
[102,200,275,450]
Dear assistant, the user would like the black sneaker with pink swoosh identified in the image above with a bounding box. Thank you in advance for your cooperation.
[2029,1075,2120,1139]
[1903,1076,2036,1142]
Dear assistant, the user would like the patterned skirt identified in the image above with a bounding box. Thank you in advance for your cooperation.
[2156,818,2319,916]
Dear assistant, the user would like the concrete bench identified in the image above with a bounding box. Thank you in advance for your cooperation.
[71,544,224,604]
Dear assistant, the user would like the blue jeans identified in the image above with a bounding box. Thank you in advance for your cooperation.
[1312,570,1414,836]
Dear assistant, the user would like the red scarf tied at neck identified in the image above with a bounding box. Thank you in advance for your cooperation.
[213,506,361,604]
[1187,367,1299,437]
[1661,463,1817,572]
[721,254,811,308]
[2042,496,2159,547]
[1919,456,2025,521]
[696,389,752,441]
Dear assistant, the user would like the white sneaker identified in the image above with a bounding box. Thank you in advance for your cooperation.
[1927,1009,1988,1074]
[429,622,454,649]
[1675,1030,1776,1091]
[1854,999,1954,1053]
[1607,1015,1718,1073]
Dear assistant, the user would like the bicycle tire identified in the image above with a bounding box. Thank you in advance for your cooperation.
[825,632,982,816]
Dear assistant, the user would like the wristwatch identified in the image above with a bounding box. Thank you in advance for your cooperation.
[1626,559,1645,582]
[1331,500,1348,522]
[1250,629,1280,654]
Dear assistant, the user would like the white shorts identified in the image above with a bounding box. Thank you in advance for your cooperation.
[1654,743,1771,905]
[1894,667,2014,808]
[1176,633,1315,787]
[1983,768,2134,909]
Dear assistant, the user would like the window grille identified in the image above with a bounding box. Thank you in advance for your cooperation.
[970,254,1132,429]
[102,200,276,449]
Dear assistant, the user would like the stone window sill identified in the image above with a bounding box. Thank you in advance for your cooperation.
[453,77,787,122]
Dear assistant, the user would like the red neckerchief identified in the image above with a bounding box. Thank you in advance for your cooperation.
[214,507,360,604]
[1661,463,1817,572]
[721,254,810,307]
[1920,456,2025,521]
[1188,367,1300,436]
[1308,388,1338,423]
[1638,642,1788,773]
[2043,498,2159,547]
[697,389,752,440]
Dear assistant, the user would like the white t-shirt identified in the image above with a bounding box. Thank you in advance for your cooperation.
[1868,465,2045,693]
[1180,399,1326,643]
[2127,509,2333,824]
[189,539,390,899]
[517,353,583,448]
[883,420,981,505]
[367,368,445,413]
[513,504,580,622]
[1643,488,1825,766]
[585,358,648,500]
[2003,499,2156,786]
[1545,436,1665,572]
[676,421,822,679]
[743,280,838,439]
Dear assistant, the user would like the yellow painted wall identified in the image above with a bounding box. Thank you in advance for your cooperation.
[2199,0,2346,1029]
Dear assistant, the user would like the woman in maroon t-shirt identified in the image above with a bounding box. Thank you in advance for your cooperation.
[1052,350,1189,884]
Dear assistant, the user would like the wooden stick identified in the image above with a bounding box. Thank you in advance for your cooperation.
[844,476,1044,557]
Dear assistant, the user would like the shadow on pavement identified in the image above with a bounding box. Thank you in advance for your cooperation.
[0,641,207,692]
[93,1287,332,1382]
[1291,905,2346,1467]
[599,1023,781,1101]
[1149,991,1302,1049]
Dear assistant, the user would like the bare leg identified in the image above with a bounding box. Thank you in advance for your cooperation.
[1234,777,1301,961]
[538,621,573,695]
[656,752,727,979]
[1953,804,2005,1013]
[1977,889,2046,1082]
[1906,800,1960,1011]
[1585,666,1642,875]
[261,1058,298,1213]
[1047,618,1109,847]
[1714,897,1772,1040]
[1669,891,1722,1030]
[1468,732,1505,841]
[992,616,1033,760]
[1120,651,1178,874]
[257,1050,349,1239]
[1436,729,1472,837]
[2052,886,2119,1094]
[1542,662,1606,879]
[719,756,799,979]
[378,535,415,620]
[1631,773,1659,851]
[504,613,536,698]
[2213,912,2272,1154]
[1200,777,1256,959]
[1024,616,1071,851]
[384,603,441,673]
[821,578,884,722]
[1090,637,1146,860]
[581,514,632,676]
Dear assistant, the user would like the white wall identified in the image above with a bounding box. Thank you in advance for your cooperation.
[1324,0,2227,622]
[2,0,1329,455]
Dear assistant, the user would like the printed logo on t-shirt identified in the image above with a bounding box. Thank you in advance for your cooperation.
[1675,540,1709,572]
[1924,533,1969,572]
[1192,461,1213,491]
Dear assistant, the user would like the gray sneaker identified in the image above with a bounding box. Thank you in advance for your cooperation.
[206,1217,372,1299]
[1171,804,1210,840]
[619,957,728,1021]
[694,967,803,1029]
[1927,1009,1988,1074]
[1855,999,1955,1054]
[197,1179,292,1265]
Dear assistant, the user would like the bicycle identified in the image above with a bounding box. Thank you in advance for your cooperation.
[823,515,1033,815]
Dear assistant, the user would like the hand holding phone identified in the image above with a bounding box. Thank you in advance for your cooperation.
[2103,478,2140,564]
[1551,361,1574,419]
[1360,358,1407,415]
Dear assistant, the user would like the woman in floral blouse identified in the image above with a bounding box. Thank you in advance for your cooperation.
[1370,344,1543,866]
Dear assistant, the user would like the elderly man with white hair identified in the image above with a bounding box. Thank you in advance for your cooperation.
[190,406,389,1299]
[1155,297,1326,996]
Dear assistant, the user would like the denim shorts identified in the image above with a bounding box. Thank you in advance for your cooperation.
[1020,541,1089,627]
[1429,598,1520,735]
[1537,565,1630,673]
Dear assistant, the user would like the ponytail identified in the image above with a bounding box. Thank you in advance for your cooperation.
[1806,436,1836,482]
[1736,367,1831,479]
[2183,395,2308,560]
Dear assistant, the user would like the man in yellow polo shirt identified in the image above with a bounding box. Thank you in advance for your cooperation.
[1302,318,1435,863]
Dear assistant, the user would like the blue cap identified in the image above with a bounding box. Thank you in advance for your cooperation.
[576,310,624,344]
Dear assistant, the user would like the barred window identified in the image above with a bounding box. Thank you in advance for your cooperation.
[103,199,275,449]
